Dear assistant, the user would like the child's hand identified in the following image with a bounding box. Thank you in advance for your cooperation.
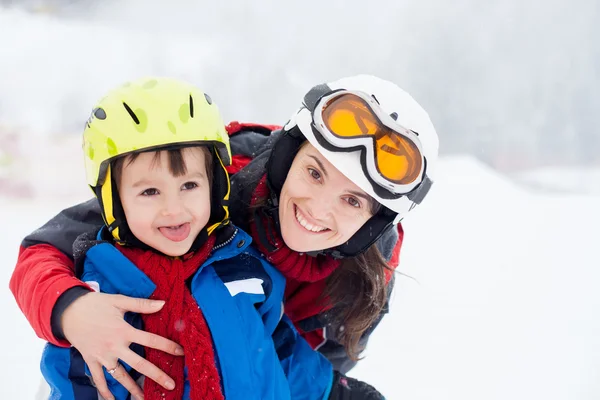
[62,292,184,400]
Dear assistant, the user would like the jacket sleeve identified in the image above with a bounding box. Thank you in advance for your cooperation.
[22,198,104,256]
[9,244,92,346]
[273,316,334,400]
[318,225,403,373]
[10,199,103,346]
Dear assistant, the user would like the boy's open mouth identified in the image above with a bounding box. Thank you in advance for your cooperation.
[158,223,191,242]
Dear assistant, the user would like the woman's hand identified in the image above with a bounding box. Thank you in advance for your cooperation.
[62,292,183,400]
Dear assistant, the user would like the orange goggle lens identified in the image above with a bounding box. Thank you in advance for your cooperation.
[321,94,422,185]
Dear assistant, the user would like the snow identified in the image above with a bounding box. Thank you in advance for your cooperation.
[0,199,75,399]
[0,7,221,136]
[348,156,600,399]
[515,166,600,196]
[1,6,599,400]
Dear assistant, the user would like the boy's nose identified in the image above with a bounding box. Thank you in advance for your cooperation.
[161,196,184,216]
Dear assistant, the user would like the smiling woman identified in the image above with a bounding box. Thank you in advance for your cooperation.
[235,75,439,364]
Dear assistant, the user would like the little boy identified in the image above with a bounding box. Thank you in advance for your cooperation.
[39,77,332,400]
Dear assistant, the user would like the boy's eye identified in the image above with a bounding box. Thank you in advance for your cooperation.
[308,168,321,181]
[141,188,159,196]
[182,182,198,190]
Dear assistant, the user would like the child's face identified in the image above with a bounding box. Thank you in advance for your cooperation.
[118,147,211,256]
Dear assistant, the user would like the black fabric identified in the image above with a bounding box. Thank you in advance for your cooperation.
[229,128,272,158]
[302,84,333,111]
[228,131,281,230]
[332,210,396,259]
[271,319,296,361]
[22,198,104,259]
[72,230,112,277]
[265,127,304,197]
[50,286,91,341]
[328,371,384,400]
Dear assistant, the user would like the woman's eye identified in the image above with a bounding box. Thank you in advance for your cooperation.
[308,168,322,181]
[182,182,198,190]
[141,188,159,196]
[346,197,361,208]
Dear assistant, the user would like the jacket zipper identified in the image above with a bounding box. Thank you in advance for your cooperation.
[212,228,238,251]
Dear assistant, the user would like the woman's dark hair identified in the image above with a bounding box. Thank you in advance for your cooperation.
[324,243,390,360]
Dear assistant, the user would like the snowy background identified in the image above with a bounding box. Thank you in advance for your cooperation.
[1,2,599,399]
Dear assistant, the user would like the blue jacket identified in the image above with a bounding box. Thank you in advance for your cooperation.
[40,224,333,399]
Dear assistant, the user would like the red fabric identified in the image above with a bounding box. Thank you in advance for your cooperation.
[225,121,281,136]
[9,244,91,347]
[225,154,253,175]
[118,236,223,400]
[385,225,404,283]
[223,121,282,176]
[300,328,327,350]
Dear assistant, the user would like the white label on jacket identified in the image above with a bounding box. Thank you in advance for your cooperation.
[85,281,100,292]
[224,278,264,297]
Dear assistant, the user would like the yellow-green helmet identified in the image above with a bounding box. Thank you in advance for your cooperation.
[83,77,231,187]
[83,77,232,244]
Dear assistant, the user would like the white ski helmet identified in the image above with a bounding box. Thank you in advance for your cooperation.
[266,75,439,257]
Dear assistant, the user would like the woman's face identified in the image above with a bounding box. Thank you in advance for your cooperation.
[278,143,376,253]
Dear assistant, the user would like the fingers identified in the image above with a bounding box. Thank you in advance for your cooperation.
[122,351,176,391]
[113,295,165,314]
[88,362,115,400]
[129,328,183,356]
[108,363,145,400]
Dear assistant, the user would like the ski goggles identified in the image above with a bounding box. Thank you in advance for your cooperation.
[309,89,426,196]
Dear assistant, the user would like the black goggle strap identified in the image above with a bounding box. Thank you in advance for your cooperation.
[303,84,336,112]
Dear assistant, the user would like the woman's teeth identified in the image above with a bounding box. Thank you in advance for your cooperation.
[295,207,327,233]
